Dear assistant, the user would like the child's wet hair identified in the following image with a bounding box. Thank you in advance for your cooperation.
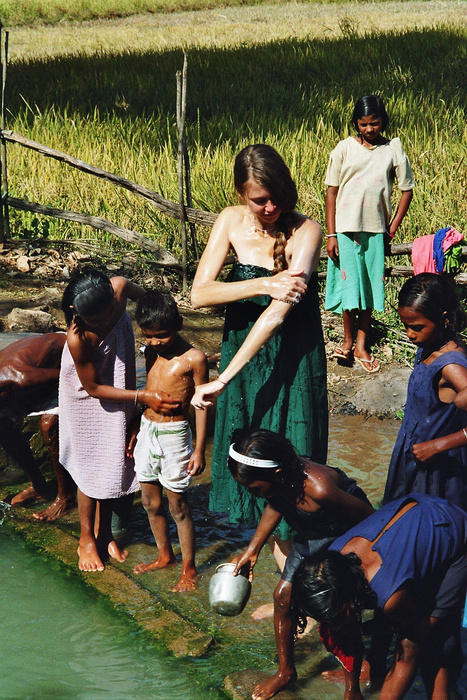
[234,144,298,273]
[352,95,389,132]
[136,289,182,331]
[292,550,374,631]
[399,273,466,337]
[228,428,306,497]
[62,268,114,326]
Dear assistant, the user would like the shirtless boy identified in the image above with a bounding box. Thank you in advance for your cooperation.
[129,290,208,592]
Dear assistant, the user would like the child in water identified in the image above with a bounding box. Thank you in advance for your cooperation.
[325,94,414,372]
[59,269,178,573]
[129,290,208,592]
[384,272,467,511]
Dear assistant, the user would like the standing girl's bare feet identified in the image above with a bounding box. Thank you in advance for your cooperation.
[107,540,129,563]
[77,540,105,572]
[171,563,199,592]
[10,485,45,506]
[171,573,199,592]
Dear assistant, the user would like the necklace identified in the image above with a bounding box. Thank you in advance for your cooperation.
[255,225,277,236]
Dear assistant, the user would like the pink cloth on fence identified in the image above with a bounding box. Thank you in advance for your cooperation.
[442,227,463,253]
[411,234,436,275]
[59,312,139,499]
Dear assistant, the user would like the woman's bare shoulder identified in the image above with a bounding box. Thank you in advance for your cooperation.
[216,205,245,225]
[292,213,322,236]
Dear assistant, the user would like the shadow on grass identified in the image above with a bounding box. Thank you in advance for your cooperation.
[8,26,466,142]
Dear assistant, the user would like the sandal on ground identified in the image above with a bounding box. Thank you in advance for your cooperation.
[331,346,353,362]
[354,355,380,373]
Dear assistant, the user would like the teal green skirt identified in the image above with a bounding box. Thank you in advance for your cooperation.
[325,232,385,314]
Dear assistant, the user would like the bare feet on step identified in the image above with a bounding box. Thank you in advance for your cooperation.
[107,540,128,563]
[252,669,297,700]
[133,555,176,575]
[251,603,274,620]
[33,495,75,522]
[171,574,199,592]
[171,564,198,592]
[77,540,105,572]
[10,485,44,506]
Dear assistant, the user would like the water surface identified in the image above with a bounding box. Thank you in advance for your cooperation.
[0,529,220,700]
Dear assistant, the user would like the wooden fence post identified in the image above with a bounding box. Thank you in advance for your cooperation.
[176,59,188,293]
[180,56,198,262]
[0,22,8,243]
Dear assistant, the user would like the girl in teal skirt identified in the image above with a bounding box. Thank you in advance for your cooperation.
[325,95,414,373]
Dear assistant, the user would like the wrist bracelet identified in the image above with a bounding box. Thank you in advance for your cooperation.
[134,389,140,405]
[325,234,337,238]
[463,427,467,441]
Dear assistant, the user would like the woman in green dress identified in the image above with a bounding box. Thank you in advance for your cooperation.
[191,144,328,562]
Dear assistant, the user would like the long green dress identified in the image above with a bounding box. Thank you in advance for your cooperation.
[209,262,328,537]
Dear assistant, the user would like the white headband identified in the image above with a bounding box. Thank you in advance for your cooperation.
[229,444,280,469]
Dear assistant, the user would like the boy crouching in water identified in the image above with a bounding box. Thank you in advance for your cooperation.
[128,290,208,592]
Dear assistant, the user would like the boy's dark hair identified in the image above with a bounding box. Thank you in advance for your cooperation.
[399,272,466,337]
[352,95,389,132]
[136,290,182,331]
[62,268,113,326]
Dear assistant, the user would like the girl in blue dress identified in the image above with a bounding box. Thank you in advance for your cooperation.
[384,272,467,511]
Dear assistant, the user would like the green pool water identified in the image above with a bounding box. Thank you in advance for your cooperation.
[0,528,221,700]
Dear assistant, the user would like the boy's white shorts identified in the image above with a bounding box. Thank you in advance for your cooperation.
[134,416,193,493]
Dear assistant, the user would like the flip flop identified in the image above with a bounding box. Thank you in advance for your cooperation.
[331,346,353,362]
[354,355,380,373]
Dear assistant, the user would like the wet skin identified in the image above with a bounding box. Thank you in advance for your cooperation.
[129,323,208,591]
[0,333,75,517]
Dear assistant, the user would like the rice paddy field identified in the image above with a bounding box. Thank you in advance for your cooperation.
[1,0,466,276]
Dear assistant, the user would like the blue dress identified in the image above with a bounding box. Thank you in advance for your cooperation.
[209,263,328,538]
[330,494,467,616]
[384,349,467,510]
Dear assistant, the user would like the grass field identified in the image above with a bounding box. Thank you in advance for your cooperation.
[2,1,466,285]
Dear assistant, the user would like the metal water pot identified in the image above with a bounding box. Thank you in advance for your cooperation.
[209,562,251,616]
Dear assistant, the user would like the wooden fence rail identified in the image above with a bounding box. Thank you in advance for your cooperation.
[2,128,467,283]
